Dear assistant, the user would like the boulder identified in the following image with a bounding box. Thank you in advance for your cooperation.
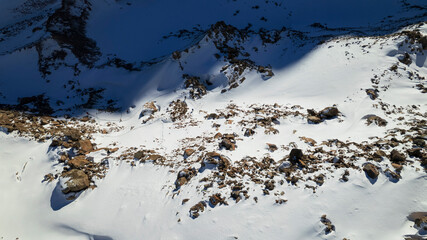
[319,107,339,120]
[220,138,235,150]
[61,169,90,193]
[78,139,93,153]
[307,115,322,124]
[363,163,379,179]
[68,155,90,168]
[390,150,406,163]
[289,149,303,164]
[364,115,388,127]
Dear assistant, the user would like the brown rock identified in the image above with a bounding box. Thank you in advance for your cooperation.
[363,163,379,179]
[365,115,388,127]
[61,169,90,193]
[308,115,322,124]
[78,139,93,153]
[390,150,406,163]
[244,128,255,137]
[220,138,235,150]
[319,107,339,120]
[189,201,207,219]
[289,149,303,164]
[146,154,164,162]
[366,89,379,100]
[134,150,145,159]
[68,155,90,168]
[267,143,278,152]
[407,148,423,158]
[391,163,403,171]
[184,148,195,157]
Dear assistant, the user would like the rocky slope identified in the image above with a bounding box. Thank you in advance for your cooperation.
[0,0,427,239]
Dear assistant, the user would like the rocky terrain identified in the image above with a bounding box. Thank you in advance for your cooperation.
[0,0,426,239]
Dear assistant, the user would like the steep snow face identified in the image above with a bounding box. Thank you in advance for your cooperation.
[0,0,426,112]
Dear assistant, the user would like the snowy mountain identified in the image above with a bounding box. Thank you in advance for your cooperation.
[0,0,426,239]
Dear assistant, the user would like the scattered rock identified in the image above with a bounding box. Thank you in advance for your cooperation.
[320,215,335,234]
[407,212,427,231]
[366,88,379,100]
[61,169,90,194]
[189,201,207,219]
[244,128,255,137]
[363,114,388,127]
[363,163,379,179]
[175,168,197,189]
[168,100,188,122]
[209,193,227,207]
[134,150,145,160]
[399,53,412,65]
[219,133,237,150]
[267,143,278,152]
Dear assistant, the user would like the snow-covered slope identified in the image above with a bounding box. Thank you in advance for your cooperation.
[0,1,426,239]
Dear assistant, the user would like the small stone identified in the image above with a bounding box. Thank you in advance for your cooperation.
[184,148,195,157]
[267,143,278,152]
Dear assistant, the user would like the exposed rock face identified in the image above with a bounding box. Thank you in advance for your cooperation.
[61,169,90,193]
[139,101,159,122]
[363,163,379,179]
[184,75,207,99]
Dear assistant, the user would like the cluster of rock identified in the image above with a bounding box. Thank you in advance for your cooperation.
[306,106,340,124]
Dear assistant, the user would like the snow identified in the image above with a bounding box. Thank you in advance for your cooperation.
[0,0,427,239]
[1,132,426,239]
